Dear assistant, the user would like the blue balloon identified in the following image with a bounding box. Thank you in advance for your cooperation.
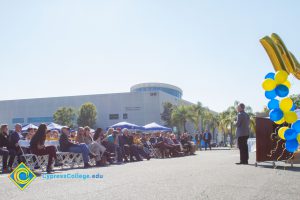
[265,90,277,99]
[275,85,289,97]
[286,139,299,153]
[291,104,296,111]
[291,120,300,132]
[265,72,275,80]
[268,99,279,110]
[269,108,284,122]
[284,129,298,140]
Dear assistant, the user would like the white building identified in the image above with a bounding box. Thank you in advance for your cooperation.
[0,83,194,131]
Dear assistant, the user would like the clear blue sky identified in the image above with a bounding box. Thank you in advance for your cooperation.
[0,0,300,112]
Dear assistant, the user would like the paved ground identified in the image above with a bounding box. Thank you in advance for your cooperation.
[1,149,299,200]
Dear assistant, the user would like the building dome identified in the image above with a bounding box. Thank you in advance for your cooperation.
[130,83,183,99]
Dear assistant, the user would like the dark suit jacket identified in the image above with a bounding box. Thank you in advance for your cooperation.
[0,132,9,148]
[203,132,212,142]
[59,133,75,152]
[9,131,20,150]
[235,111,250,138]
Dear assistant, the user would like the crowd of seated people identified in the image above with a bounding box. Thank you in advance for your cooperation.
[0,123,196,174]
[148,132,196,158]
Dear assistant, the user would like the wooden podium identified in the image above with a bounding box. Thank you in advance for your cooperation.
[255,117,292,165]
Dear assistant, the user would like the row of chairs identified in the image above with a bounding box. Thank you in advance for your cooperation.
[0,140,87,172]
[1,141,195,173]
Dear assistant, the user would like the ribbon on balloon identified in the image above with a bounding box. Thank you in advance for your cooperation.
[262,70,300,153]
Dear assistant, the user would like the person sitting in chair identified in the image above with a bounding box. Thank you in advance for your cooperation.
[30,124,58,173]
[78,126,105,166]
[132,133,151,160]
[59,126,92,168]
[0,124,18,173]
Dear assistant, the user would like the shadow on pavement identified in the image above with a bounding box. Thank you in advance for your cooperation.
[248,163,300,172]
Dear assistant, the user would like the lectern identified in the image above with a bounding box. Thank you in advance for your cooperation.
[255,117,293,166]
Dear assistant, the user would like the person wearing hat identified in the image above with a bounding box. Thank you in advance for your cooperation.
[59,126,92,168]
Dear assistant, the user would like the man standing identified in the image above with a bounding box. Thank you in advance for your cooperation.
[203,130,212,150]
[235,103,250,165]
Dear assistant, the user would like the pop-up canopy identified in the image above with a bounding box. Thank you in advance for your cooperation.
[143,122,172,132]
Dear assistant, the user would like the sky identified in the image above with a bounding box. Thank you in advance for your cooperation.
[0,0,300,113]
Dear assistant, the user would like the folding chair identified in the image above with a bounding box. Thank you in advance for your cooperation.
[55,144,83,169]
[71,153,83,168]
[147,142,162,159]
[17,140,49,171]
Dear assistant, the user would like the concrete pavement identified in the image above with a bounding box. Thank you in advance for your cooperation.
[0,150,299,200]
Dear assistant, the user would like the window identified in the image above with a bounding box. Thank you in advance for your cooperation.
[27,117,53,123]
[12,118,24,124]
[123,113,128,119]
[109,114,119,120]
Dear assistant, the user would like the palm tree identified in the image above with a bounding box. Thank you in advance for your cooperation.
[218,111,229,146]
[222,101,256,146]
[245,106,256,137]
[225,104,238,147]
[209,113,219,143]
[188,102,206,132]
[171,105,192,133]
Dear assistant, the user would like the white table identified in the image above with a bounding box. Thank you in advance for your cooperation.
[18,140,59,147]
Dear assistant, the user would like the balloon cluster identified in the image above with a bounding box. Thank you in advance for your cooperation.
[262,70,300,153]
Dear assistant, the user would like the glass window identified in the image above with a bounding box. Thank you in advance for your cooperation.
[27,117,53,123]
[109,114,119,120]
[123,113,128,119]
[133,86,182,98]
[12,118,24,124]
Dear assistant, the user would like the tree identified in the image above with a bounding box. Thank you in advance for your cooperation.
[219,101,256,147]
[290,94,300,109]
[218,111,229,146]
[53,107,76,128]
[256,106,269,117]
[171,105,191,133]
[188,102,207,132]
[206,112,219,142]
[77,102,97,128]
[161,102,174,127]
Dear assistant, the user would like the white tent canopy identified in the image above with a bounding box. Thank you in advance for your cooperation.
[109,121,144,130]
[47,122,63,131]
[143,122,172,132]
[22,124,38,132]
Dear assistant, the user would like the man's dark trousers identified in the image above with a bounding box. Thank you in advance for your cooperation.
[238,136,249,163]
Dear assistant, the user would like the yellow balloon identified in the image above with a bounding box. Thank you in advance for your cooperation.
[278,127,288,140]
[297,134,300,144]
[262,79,276,91]
[275,70,288,84]
[275,117,285,124]
[284,111,298,124]
[279,98,293,112]
[282,80,291,88]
